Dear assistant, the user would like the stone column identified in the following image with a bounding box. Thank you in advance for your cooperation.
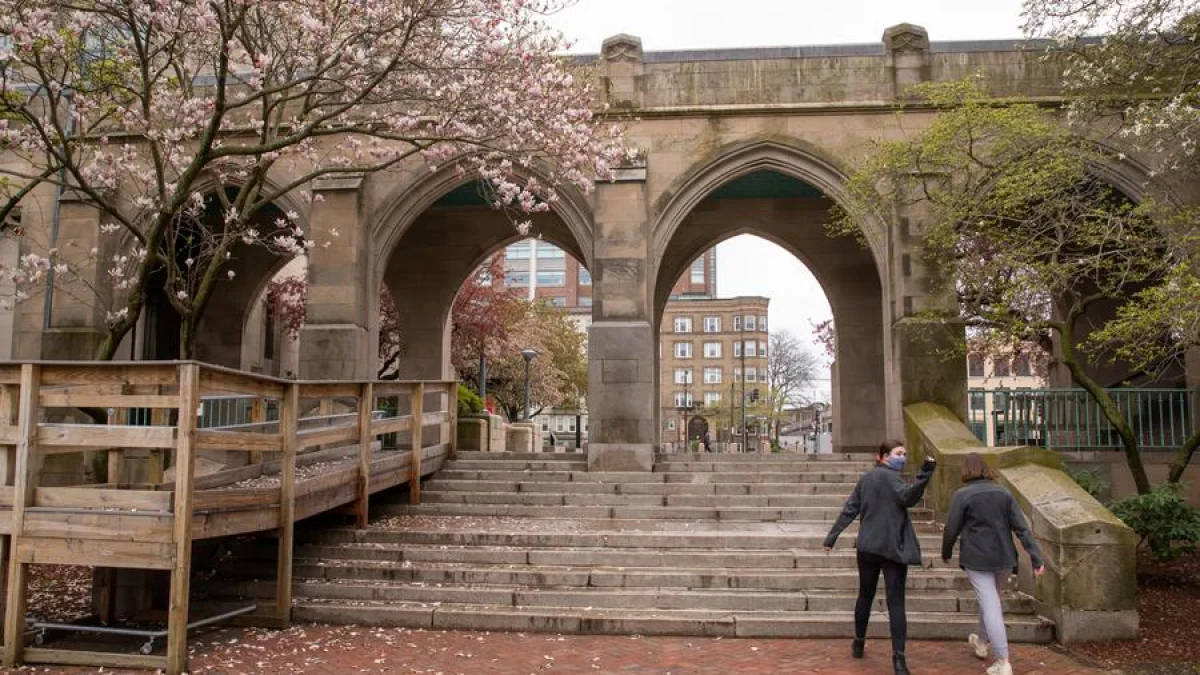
[889,209,967,430]
[882,24,931,100]
[587,160,657,471]
[39,190,110,359]
[299,175,372,380]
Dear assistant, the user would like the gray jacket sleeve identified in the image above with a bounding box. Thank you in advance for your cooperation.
[824,479,862,548]
[1008,494,1045,569]
[941,490,965,561]
[892,463,934,508]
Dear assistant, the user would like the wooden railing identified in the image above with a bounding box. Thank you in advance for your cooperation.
[0,361,457,674]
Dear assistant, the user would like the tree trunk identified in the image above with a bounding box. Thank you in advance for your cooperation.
[179,316,195,360]
[1168,428,1200,484]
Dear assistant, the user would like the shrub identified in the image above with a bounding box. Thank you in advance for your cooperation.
[457,384,484,416]
[1067,468,1109,501]
[1110,484,1200,561]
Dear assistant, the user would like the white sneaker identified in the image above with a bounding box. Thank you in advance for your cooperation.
[968,633,989,660]
[986,659,1013,675]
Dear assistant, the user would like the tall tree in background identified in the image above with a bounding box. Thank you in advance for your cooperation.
[833,78,1196,494]
[0,0,626,357]
[447,257,523,389]
[765,330,820,443]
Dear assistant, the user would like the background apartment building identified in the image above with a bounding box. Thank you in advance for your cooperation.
[966,350,1048,445]
[658,296,770,447]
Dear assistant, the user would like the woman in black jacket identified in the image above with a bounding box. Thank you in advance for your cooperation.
[824,440,936,675]
[941,453,1045,675]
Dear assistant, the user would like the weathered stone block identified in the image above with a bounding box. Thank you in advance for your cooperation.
[588,443,654,472]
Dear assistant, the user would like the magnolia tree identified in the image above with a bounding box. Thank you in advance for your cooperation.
[833,78,1197,494]
[0,0,626,358]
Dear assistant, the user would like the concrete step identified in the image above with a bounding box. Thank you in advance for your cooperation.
[441,460,590,471]
[653,461,874,473]
[421,491,850,508]
[454,451,587,461]
[423,480,854,496]
[311,526,944,551]
[431,470,861,484]
[657,453,876,463]
[286,560,975,591]
[378,503,933,522]
[215,580,1035,615]
[289,602,1054,642]
[293,543,960,570]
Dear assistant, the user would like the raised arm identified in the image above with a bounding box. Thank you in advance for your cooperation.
[824,480,863,549]
[892,458,936,507]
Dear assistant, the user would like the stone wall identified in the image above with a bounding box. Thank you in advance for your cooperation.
[904,402,1139,644]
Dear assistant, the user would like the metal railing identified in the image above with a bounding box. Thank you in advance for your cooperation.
[968,387,1197,449]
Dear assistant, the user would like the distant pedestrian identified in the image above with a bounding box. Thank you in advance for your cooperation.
[702,431,712,452]
[941,453,1045,675]
[824,440,936,675]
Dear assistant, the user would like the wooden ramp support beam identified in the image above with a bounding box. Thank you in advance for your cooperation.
[166,364,200,675]
[356,383,374,528]
[3,364,40,667]
[276,382,299,623]
[409,383,424,505]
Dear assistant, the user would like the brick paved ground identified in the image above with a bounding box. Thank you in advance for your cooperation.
[0,624,1107,674]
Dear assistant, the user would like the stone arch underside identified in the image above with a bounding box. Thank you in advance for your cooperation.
[654,191,885,453]
[378,192,590,381]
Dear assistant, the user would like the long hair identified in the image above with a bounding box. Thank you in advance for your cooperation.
[961,452,996,482]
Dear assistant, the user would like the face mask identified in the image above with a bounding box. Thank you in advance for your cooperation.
[885,455,906,470]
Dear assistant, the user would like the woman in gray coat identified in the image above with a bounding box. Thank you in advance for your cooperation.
[941,453,1045,675]
[825,440,936,675]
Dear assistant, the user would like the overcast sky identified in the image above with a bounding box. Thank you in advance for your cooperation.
[546,0,1028,404]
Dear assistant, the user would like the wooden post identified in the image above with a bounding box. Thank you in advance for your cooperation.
[0,384,14,629]
[249,397,266,466]
[165,364,200,675]
[275,382,299,622]
[408,383,424,505]
[446,381,458,459]
[355,383,374,528]
[149,408,168,484]
[2,365,39,667]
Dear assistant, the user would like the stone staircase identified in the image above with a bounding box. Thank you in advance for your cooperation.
[203,451,1054,641]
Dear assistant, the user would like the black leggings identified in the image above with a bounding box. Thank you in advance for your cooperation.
[854,551,909,654]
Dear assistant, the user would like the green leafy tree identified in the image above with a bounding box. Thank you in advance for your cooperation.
[833,78,1196,495]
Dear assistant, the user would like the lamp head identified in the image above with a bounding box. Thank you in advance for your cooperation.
[520,348,539,363]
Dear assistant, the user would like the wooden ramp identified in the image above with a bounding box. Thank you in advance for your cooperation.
[0,361,457,674]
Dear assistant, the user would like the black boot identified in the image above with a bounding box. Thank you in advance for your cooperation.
[892,652,910,675]
[851,638,864,658]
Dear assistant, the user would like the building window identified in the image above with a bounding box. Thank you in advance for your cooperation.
[507,241,532,259]
[674,316,692,333]
[733,316,742,331]
[580,295,593,307]
[760,370,769,383]
[745,315,757,331]
[1013,354,1032,377]
[704,316,720,332]
[673,391,694,407]
[744,341,757,357]
[759,340,768,357]
[744,367,757,382]
[667,419,677,431]
[506,271,529,287]
[967,354,985,378]
[674,342,692,358]
[704,391,722,407]
[993,358,1011,377]
[674,368,693,384]
[703,367,722,384]
[734,368,742,382]
[733,341,742,357]
[993,388,1009,409]
[579,267,592,285]
[536,270,566,286]
[969,390,986,415]
[760,316,767,331]
[690,257,705,284]
[548,296,567,307]
[703,341,722,358]
[537,244,565,258]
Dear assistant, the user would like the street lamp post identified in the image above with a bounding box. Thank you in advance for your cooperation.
[520,348,538,421]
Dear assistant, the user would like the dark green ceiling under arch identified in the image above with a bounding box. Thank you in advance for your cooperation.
[706,170,823,200]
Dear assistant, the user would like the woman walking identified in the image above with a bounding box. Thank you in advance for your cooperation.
[824,440,937,675]
[941,453,1045,675]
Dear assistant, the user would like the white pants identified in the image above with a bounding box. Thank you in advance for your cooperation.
[966,568,1009,660]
